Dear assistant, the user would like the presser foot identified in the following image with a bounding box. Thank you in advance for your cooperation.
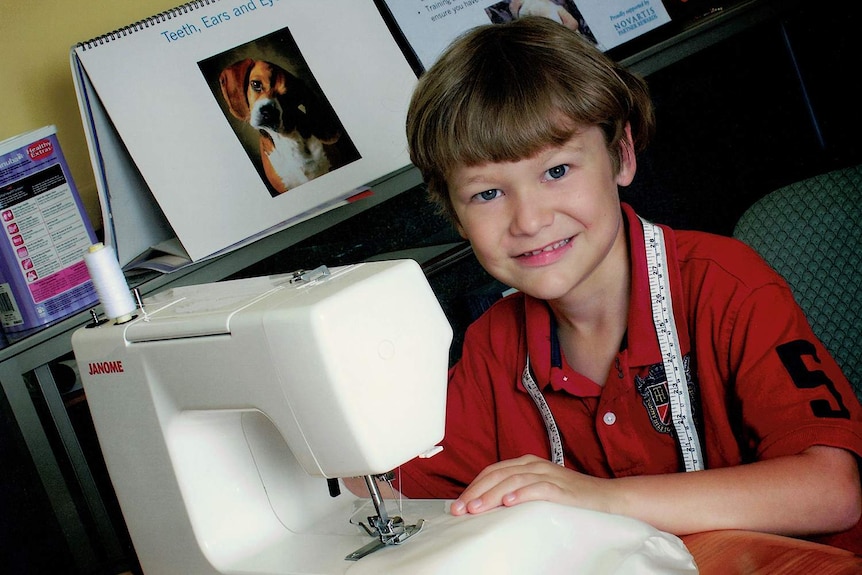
[345,473,425,561]
[345,518,425,561]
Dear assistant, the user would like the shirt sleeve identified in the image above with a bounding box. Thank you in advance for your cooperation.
[723,276,862,461]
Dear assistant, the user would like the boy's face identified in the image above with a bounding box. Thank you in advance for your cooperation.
[448,125,635,303]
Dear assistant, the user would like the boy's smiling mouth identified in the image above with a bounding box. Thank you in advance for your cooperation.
[520,237,572,258]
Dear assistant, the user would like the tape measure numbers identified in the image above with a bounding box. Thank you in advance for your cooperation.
[640,217,704,472]
[522,357,565,466]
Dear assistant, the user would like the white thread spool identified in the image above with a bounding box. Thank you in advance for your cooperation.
[83,243,136,323]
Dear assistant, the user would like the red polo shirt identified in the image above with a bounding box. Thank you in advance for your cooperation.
[398,203,862,553]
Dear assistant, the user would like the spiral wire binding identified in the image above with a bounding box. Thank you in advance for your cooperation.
[77,0,221,50]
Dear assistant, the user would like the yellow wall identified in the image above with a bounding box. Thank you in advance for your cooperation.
[1,1,181,232]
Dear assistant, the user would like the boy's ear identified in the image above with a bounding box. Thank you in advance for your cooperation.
[616,123,637,187]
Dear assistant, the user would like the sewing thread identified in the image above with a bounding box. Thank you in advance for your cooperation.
[83,243,136,323]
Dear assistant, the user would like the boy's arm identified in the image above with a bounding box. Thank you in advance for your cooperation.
[450,446,861,537]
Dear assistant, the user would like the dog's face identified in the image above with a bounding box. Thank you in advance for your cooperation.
[219,58,339,143]
[246,60,300,134]
[218,58,344,193]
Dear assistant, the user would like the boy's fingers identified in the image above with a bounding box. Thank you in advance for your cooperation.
[451,455,569,516]
[457,470,554,514]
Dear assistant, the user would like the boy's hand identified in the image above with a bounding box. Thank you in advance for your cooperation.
[449,447,861,539]
[449,454,612,516]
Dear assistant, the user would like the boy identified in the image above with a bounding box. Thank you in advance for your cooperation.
[382,16,862,552]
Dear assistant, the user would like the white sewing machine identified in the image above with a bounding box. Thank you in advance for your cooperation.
[72,259,698,574]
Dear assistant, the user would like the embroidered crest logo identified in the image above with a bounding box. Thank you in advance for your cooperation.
[635,354,696,434]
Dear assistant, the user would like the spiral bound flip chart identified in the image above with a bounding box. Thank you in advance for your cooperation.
[70,0,417,268]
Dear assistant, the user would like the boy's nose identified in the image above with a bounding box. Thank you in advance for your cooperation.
[509,192,553,236]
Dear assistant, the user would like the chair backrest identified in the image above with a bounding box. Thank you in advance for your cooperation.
[733,165,862,403]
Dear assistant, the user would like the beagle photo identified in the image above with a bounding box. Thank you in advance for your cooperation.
[200,29,360,196]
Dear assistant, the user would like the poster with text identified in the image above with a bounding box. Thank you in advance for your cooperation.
[378,0,671,70]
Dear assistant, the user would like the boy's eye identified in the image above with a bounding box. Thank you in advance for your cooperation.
[474,189,502,202]
[545,165,569,180]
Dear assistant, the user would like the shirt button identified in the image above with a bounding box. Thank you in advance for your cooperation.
[602,412,617,426]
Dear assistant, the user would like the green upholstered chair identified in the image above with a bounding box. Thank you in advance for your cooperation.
[733,165,862,403]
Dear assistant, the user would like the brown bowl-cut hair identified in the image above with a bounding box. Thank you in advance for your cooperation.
[406,16,655,224]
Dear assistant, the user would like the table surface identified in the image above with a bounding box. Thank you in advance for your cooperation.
[108,529,858,574]
[682,530,862,574]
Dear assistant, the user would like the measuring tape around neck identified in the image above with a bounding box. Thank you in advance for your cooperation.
[522,216,704,473]
[522,357,565,466]
[639,217,704,472]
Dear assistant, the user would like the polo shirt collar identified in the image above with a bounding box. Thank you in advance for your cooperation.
[523,296,597,394]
